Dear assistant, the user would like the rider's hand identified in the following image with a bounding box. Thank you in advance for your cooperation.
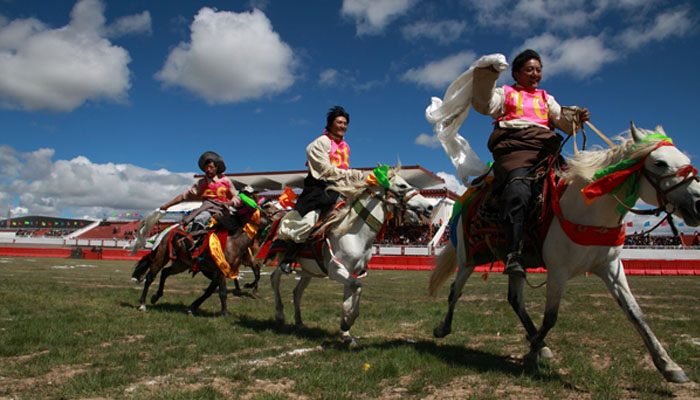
[578,107,590,123]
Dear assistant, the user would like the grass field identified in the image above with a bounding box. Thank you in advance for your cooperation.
[0,256,698,399]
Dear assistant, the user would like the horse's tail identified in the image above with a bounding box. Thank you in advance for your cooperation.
[131,252,154,282]
[429,242,457,297]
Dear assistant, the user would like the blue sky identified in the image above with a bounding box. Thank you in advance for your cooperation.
[1,0,699,232]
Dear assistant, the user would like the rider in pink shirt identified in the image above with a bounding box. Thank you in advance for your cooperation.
[472,49,590,277]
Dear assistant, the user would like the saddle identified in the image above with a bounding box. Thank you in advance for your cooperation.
[259,200,348,274]
[166,213,257,279]
[452,164,558,269]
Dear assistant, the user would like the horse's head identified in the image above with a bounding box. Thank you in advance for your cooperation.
[633,123,700,226]
[386,168,433,225]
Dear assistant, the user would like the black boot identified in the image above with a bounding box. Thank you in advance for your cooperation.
[503,252,526,277]
[502,214,526,277]
[279,242,302,274]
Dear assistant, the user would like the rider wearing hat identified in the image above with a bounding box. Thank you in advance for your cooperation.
[276,106,365,273]
[160,151,241,232]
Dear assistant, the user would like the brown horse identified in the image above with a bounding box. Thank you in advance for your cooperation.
[132,210,272,316]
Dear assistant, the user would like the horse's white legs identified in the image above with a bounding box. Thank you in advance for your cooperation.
[292,274,313,327]
[340,279,363,330]
[326,258,363,346]
[270,267,285,324]
[434,265,474,338]
[434,222,473,338]
[595,259,689,383]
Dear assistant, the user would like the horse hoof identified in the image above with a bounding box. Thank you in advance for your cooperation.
[295,323,308,330]
[523,350,538,366]
[187,309,196,317]
[539,346,553,359]
[275,316,285,325]
[221,311,231,317]
[137,304,147,312]
[433,323,451,338]
[340,330,358,348]
[663,369,689,383]
[150,295,159,304]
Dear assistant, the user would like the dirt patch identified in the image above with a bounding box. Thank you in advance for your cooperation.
[421,374,573,400]
[1,363,90,393]
[98,334,145,348]
[1,349,50,364]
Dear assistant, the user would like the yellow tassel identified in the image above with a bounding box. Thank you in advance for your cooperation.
[209,233,237,279]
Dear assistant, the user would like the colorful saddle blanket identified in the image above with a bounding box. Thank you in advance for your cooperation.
[450,171,555,268]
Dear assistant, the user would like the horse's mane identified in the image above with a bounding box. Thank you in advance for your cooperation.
[319,167,399,235]
[562,128,667,184]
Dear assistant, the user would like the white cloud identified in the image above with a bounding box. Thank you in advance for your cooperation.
[341,0,416,36]
[520,34,617,78]
[618,7,693,50]
[414,133,440,148]
[401,19,467,44]
[0,0,137,112]
[0,145,195,218]
[155,7,295,104]
[319,68,339,86]
[105,11,152,38]
[402,51,476,89]
[435,172,466,195]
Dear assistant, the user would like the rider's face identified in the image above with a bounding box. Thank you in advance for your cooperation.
[204,161,217,178]
[513,58,542,91]
[328,116,348,140]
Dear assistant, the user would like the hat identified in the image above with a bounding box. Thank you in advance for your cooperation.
[198,151,226,174]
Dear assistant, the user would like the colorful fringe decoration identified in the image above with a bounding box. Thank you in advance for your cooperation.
[581,137,674,214]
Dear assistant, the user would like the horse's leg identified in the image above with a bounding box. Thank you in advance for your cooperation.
[188,275,219,316]
[434,225,473,338]
[596,259,689,383]
[326,262,362,348]
[151,265,173,304]
[338,280,363,348]
[151,260,189,304]
[507,275,553,359]
[137,269,156,312]
[232,278,242,292]
[524,270,568,363]
[244,263,261,295]
[270,267,285,324]
[292,274,313,328]
[216,273,230,316]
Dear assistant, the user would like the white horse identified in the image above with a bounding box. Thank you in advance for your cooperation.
[429,123,699,382]
[269,167,433,347]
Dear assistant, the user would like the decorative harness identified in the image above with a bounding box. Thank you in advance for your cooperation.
[552,136,697,246]
[322,166,425,277]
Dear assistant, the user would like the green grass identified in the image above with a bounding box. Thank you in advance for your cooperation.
[0,256,698,399]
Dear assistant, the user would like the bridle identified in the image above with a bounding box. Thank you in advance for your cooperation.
[641,164,699,214]
[614,144,698,217]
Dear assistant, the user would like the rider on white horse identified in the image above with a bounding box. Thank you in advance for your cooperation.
[471,49,590,277]
[276,106,365,273]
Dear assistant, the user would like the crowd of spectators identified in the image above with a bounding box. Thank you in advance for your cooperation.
[625,234,687,247]
[11,228,76,237]
[373,225,697,248]
[374,224,450,246]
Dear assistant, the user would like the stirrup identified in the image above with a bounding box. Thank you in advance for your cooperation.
[279,242,302,274]
[503,252,526,277]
